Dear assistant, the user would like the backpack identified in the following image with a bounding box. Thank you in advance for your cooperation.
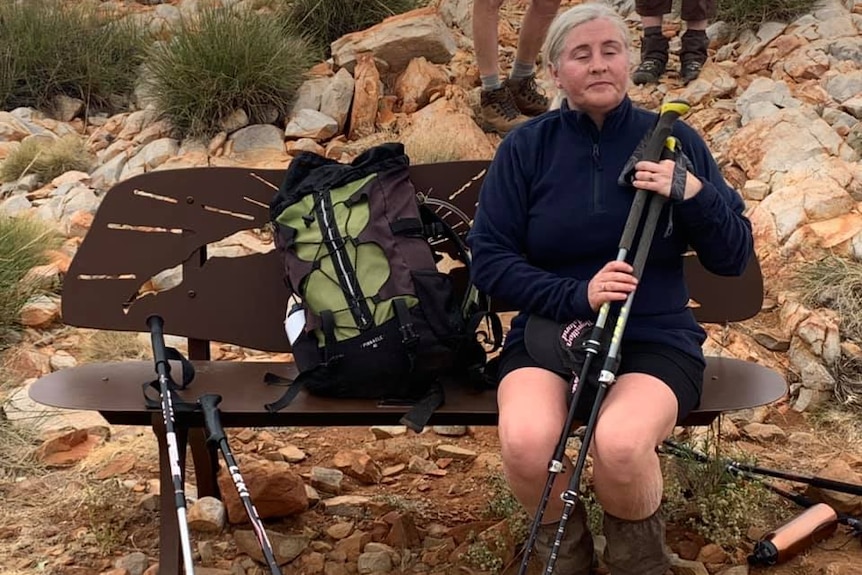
[265,142,500,431]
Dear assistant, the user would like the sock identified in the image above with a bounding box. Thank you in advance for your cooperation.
[481,74,502,91]
[510,60,535,80]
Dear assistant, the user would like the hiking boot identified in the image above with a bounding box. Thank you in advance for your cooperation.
[602,508,671,575]
[480,86,530,134]
[632,26,668,85]
[505,74,550,116]
[680,29,708,84]
[533,499,595,574]
[632,59,666,85]
[680,59,704,84]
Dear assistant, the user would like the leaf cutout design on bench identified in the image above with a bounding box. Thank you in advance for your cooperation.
[123,263,184,313]
[106,223,191,235]
[133,188,179,203]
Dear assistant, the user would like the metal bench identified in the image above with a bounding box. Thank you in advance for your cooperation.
[29,161,787,574]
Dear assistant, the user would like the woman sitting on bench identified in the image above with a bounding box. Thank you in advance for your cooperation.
[467,3,753,574]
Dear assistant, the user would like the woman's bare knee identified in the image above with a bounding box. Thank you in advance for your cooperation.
[498,368,567,482]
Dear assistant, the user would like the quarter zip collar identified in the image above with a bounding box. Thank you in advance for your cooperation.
[557,96,634,140]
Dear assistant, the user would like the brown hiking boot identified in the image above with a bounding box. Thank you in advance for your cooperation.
[602,508,671,575]
[504,74,550,116]
[532,499,595,574]
[480,86,529,134]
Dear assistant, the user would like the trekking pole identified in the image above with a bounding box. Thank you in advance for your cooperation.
[198,394,282,575]
[518,100,691,575]
[147,315,196,575]
[662,438,862,496]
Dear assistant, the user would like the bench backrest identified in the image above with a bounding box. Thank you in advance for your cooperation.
[63,162,762,356]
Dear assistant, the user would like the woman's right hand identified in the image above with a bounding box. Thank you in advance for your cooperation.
[588,261,638,311]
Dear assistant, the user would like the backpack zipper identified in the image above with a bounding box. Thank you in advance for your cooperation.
[314,190,373,331]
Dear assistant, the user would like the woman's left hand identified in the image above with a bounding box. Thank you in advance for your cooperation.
[634,159,702,201]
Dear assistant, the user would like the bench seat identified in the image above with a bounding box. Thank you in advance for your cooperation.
[31,355,786,429]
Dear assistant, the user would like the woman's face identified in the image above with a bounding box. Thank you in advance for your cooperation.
[549,18,630,118]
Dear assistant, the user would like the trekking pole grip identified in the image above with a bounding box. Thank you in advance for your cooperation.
[199,394,227,445]
[147,315,169,376]
[618,99,691,252]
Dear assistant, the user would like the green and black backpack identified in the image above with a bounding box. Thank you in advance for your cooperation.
[266,142,500,430]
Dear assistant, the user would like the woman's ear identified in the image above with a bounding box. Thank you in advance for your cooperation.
[548,62,562,89]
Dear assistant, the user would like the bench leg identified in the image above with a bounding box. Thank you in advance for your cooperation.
[152,413,189,574]
[189,426,220,499]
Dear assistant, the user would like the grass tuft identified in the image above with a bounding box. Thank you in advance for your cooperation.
[0,0,147,113]
[142,6,316,138]
[716,0,820,30]
[794,255,862,343]
[0,135,92,184]
[0,216,61,339]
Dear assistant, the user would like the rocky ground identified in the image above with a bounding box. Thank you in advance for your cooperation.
[1,0,862,574]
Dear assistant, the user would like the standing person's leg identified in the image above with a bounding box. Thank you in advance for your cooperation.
[473,0,529,134]
[505,0,561,116]
[679,0,715,83]
[632,0,672,85]
[498,363,594,574]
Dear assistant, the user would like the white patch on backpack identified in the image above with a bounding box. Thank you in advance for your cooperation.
[361,335,385,349]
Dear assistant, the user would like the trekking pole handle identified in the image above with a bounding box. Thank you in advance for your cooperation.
[199,394,227,446]
[618,99,691,252]
[147,315,169,376]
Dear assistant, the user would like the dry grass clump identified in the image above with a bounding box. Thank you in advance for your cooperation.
[77,330,149,364]
[716,0,820,29]
[0,135,93,184]
[0,216,61,340]
[795,255,862,343]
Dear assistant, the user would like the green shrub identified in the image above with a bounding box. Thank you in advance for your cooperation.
[277,0,423,54]
[0,135,93,184]
[716,0,820,29]
[662,439,781,547]
[0,216,61,338]
[142,7,316,138]
[0,0,147,113]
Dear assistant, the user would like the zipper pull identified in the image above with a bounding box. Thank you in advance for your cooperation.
[592,143,602,170]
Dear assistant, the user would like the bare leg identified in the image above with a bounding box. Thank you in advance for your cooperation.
[497,367,572,521]
[514,0,561,68]
[590,373,678,520]
[472,0,506,80]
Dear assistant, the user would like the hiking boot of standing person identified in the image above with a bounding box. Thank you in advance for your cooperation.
[480,85,530,134]
[602,508,671,575]
[505,74,550,116]
[532,499,595,575]
[632,26,669,85]
[680,29,709,84]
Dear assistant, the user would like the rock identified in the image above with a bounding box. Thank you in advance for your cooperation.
[187,496,226,533]
[753,330,790,352]
[216,458,307,522]
[311,466,345,494]
[35,429,103,467]
[234,529,309,565]
[321,495,378,518]
[435,445,477,461]
[326,521,355,540]
[20,295,61,328]
[114,551,149,575]
[432,425,468,437]
[370,425,408,439]
[805,459,862,515]
[320,68,355,132]
[332,8,457,74]
[284,109,339,141]
[332,450,383,484]
[395,57,449,113]
[348,53,382,141]
[742,422,787,442]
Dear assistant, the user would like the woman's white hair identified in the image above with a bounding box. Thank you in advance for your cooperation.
[542,2,631,70]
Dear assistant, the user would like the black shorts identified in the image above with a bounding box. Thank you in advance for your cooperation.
[496,340,704,425]
[635,0,715,21]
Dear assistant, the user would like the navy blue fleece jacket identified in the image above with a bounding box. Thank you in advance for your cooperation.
[467,96,753,364]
